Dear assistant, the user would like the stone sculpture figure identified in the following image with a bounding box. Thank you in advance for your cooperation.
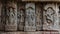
[36,5,42,31]
[45,7,55,25]
[19,9,24,23]
[6,7,15,25]
[24,3,36,31]
[5,1,17,31]
[17,8,25,31]
[43,7,55,30]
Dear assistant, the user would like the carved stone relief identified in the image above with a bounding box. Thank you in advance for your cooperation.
[5,1,17,31]
[24,3,36,31]
[43,4,56,30]
[36,5,42,31]
[17,4,25,31]
[45,7,55,25]
[6,7,16,25]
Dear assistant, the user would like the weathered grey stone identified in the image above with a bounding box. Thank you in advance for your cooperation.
[36,4,42,31]
[24,3,36,31]
[17,4,25,31]
[43,3,57,30]
[5,1,17,31]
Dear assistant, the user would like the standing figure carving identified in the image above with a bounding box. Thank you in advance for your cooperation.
[43,6,55,30]
[24,3,36,31]
[36,5,42,31]
[6,7,15,25]
[45,7,55,25]
[5,1,17,31]
[17,7,25,31]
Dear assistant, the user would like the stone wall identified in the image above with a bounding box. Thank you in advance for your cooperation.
[0,0,59,34]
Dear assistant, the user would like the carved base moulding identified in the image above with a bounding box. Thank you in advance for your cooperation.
[24,26,36,31]
[5,25,17,31]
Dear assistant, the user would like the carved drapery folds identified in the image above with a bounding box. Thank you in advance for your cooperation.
[5,1,17,31]
[17,4,25,31]
[36,5,42,31]
[24,3,36,31]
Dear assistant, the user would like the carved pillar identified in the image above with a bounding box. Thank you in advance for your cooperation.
[17,4,25,31]
[36,4,42,31]
[5,1,17,31]
[24,3,36,31]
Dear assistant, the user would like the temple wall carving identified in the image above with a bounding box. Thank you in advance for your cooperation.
[0,1,60,32]
[43,3,59,30]
[5,1,17,31]
[24,3,36,31]
[17,3,25,31]
[36,4,42,31]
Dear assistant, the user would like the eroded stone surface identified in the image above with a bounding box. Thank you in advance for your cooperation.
[24,3,36,31]
[36,4,42,31]
[5,1,17,31]
[17,4,25,31]
[43,3,58,30]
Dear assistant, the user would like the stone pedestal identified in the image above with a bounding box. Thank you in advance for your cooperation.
[24,3,36,31]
